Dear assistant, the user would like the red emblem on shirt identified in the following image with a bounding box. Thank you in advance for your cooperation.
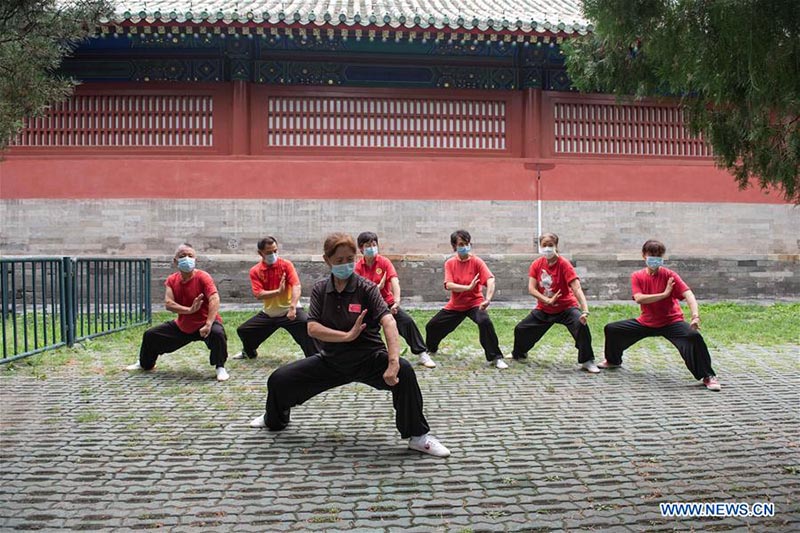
[376,268,383,275]
[348,303,362,313]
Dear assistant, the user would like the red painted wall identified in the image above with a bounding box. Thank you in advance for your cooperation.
[0,156,784,203]
[0,83,788,204]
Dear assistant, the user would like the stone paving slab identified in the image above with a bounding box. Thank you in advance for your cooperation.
[1,343,798,532]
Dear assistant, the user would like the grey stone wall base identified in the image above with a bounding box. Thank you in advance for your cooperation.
[152,254,800,305]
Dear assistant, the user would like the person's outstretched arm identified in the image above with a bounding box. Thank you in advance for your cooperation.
[633,277,675,304]
[164,286,202,315]
[381,314,400,386]
[683,289,701,329]
[569,279,590,324]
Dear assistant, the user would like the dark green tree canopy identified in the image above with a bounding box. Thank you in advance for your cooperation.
[0,0,112,151]
[564,0,800,203]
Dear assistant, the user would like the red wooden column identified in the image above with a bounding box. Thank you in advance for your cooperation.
[231,80,250,155]
[522,88,543,158]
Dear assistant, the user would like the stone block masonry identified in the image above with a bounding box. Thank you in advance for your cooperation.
[2,199,798,257]
[150,254,800,306]
[2,198,798,302]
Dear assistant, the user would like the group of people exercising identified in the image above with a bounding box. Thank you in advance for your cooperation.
[126,230,720,458]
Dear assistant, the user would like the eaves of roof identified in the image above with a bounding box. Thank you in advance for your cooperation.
[105,1,593,35]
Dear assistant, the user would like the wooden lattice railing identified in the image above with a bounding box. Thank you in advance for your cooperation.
[264,94,508,151]
[7,85,711,160]
[13,94,214,147]
[550,97,711,158]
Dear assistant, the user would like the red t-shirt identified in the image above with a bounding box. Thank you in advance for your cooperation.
[444,255,493,312]
[529,256,580,314]
[631,267,690,328]
[165,270,222,333]
[355,255,398,306]
[249,258,300,316]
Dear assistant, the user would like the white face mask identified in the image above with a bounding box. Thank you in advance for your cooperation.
[539,246,556,259]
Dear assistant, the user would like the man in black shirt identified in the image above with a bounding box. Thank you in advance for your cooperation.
[250,233,450,458]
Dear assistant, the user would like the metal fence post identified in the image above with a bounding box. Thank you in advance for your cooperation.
[1,262,8,361]
[2,257,151,363]
[63,257,76,347]
[57,259,67,350]
[144,258,152,323]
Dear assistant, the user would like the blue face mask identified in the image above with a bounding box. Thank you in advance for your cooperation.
[645,256,664,269]
[364,246,378,258]
[263,252,278,265]
[456,244,471,256]
[177,257,195,273]
[331,262,355,280]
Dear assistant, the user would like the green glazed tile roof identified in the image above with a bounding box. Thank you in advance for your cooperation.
[108,1,591,34]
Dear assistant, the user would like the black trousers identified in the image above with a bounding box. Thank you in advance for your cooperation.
[264,351,430,439]
[393,308,428,354]
[604,319,715,380]
[236,309,317,358]
[425,307,503,361]
[138,320,228,370]
[512,307,595,363]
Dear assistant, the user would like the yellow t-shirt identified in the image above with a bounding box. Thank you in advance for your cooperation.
[248,259,299,317]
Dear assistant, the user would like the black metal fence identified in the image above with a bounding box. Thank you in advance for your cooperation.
[1,257,151,363]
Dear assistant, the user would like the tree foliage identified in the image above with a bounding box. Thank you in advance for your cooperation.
[0,0,112,151]
[564,0,800,203]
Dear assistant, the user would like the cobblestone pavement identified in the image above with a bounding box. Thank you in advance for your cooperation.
[1,342,798,532]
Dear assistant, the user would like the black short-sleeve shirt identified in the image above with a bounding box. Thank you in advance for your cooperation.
[308,274,391,356]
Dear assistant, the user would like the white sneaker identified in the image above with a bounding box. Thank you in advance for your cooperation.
[418,352,437,368]
[249,414,266,428]
[125,362,144,371]
[408,434,450,458]
[216,367,230,382]
[581,360,601,374]
[494,358,509,370]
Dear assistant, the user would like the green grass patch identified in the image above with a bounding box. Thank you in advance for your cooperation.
[308,515,340,524]
[2,303,797,377]
[147,412,167,424]
[75,411,102,423]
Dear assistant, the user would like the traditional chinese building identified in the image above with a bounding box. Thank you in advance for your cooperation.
[1,1,797,301]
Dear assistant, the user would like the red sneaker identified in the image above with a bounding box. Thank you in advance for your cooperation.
[703,376,721,391]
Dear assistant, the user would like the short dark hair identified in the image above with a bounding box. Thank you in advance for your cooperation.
[450,229,471,248]
[538,233,559,246]
[357,231,379,248]
[642,239,666,256]
[323,233,357,258]
[257,236,278,250]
